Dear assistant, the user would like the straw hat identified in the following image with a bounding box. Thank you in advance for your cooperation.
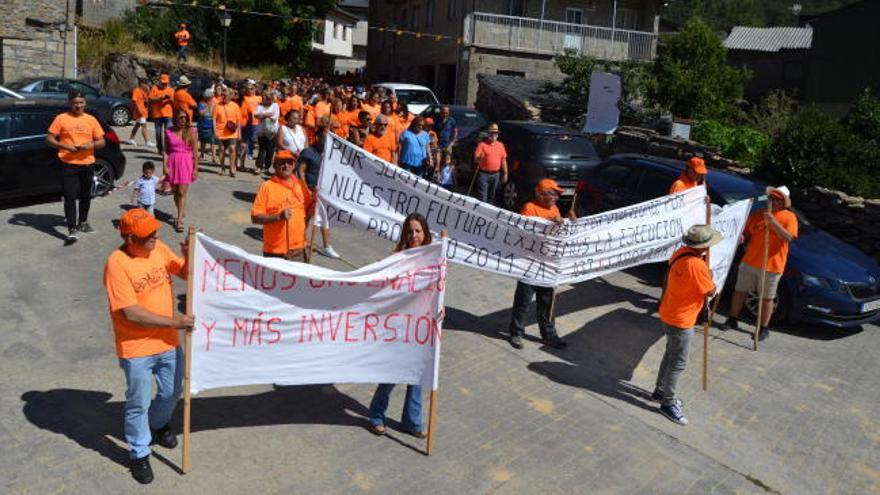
[178,75,191,86]
[767,185,792,208]
[682,224,722,249]
[487,123,500,133]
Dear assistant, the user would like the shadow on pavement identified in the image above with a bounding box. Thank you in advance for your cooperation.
[243,227,262,242]
[21,385,371,468]
[232,190,256,203]
[7,212,68,241]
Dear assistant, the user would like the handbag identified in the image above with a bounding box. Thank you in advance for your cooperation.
[262,117,278,138]
[224,104,238,132]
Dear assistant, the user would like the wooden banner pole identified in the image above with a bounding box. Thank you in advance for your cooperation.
[466,167,479,197]
[182,227,196,474]
[702,197,712,391]
[306,221,317,264]
[426,389,438,455]
[754,202,771,351]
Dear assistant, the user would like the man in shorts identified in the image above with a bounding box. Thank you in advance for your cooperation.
[722,186,798,341]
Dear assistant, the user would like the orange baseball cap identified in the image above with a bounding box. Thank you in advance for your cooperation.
[423,117,434,125]
[159,73,171,84]
[120,208,161,238]
[536,178,563,193]
[274,150,297,162]
[687,157,707,174]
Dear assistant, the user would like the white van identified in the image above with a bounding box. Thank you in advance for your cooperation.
[372,83,440,115]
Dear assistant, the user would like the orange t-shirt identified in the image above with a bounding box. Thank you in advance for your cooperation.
[741,209,798,274]
[244,95,262,125]
[290,95,304,112]
[474,140,507,173]
[362,103,381,120]
[314,101,331,119]
[148,86,174,119]
[131,87,148,119]
[278,98,295,124]
[103,241,185,359]
[397,113,415,133]
[332,112,349,138]
[48,112,105,165]
[669,174,698,194]
[659,246,715,329]
[363,131,397,162]
[212,101,242,140]
[173,88,197,120]
[175,29,190,47]
[303,104,316,128]
[251,176,314,254]
[520,201,560,220]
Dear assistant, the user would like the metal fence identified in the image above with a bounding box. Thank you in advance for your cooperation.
[463,12,657,61]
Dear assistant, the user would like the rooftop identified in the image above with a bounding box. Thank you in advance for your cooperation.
[723,26,813,52]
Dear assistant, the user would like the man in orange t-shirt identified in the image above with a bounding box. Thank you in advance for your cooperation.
[361,92,381,120]
[251,152,314,261]
[212,87,242,176]
[669,156,707,194]
[473,123,508,204]
[175,23,190,62]
[508,179,575,351]
[723,186,798,341]
[46,91,106,242]
[126,78,151,146]
[172,76,197,121]
[363,114,397,163]
[103,208,194,483]
[314,88,332,119]
[148,74,174,153]
[654,224,720,425]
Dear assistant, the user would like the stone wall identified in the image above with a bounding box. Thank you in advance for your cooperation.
[0,0,76,82]
[794,187,880,258]
[100,53,219,96]
[458,48,566,106]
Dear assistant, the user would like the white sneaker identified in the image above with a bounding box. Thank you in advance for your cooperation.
[123,139,137,145]
[318,246,341,259]
[146,141,156,147]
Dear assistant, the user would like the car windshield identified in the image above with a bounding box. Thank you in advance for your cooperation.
[451,109,487,128]
[394,89,435,105]
[533,134,599,160]
[5,81,28,91]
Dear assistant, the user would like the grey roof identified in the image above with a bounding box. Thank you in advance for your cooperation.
[723,26,813,52]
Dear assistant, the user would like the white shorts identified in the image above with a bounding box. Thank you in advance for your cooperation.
[135,116,147,125]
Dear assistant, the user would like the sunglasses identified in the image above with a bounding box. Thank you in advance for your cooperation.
[132,230,159,243]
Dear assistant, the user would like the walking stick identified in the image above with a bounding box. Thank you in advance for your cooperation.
[753,201,771,351]
[702,193,712,390]
[466,166,479,197]
[182,227,196,473]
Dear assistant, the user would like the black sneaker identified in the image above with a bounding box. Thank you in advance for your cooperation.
[720,317,739,331]
[150,424,178,449]
[758,327,770,342]
[650,389,662,402]
[509,334,524,349]
[542,336,568,350]
[130,455,154,484]
[66,228,78,243]
[77,222,95,234]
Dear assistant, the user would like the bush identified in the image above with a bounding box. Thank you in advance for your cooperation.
[842,88,880,146]
[760,107,880,198]
[554,53,655,111]
[693,120,769,166]
[78,20,138,68]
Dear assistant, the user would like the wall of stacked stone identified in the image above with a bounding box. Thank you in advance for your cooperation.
[793,187,880,258]
[0,0,77,82]
[99,53,219,96]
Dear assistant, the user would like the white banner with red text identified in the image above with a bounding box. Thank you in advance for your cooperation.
[315,133,709,287]
[710,198,754,290]
[190,233,446,393]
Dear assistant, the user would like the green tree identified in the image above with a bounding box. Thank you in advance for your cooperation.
[124,0,335,72]
[554,52,655,110]
[649,17,749,121]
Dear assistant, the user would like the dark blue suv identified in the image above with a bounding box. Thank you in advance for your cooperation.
[577,154,880,329]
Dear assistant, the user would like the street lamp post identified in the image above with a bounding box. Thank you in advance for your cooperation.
[220,11,232,78]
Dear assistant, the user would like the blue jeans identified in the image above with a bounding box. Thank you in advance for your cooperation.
[118,347,183,459]
[369,384,424,432]
[476,171,500,204]
[401,163,426,178]
[153,117,172,154]
[654,324,694,406]
[244,125,257,157]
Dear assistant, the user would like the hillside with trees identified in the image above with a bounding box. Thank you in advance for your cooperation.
[661,0,863,31]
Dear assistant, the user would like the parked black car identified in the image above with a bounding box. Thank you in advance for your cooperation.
[0,99,126,200]
[577,154,880,329]
[419,104,488,142]
[6,78,134,127]
[453,121,601,210]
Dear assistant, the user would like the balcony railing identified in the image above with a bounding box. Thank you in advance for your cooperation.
[463,12,657,61]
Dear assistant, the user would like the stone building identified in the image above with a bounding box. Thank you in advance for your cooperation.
[367,0,660,105]
[0,0,78,83]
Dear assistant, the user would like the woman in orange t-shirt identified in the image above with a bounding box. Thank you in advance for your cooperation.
[46,90,106,242]
[212,88,242,177]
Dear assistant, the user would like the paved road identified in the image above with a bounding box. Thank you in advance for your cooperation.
[1,137,878,494]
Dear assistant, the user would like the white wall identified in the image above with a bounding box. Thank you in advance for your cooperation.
[312,15,354,57]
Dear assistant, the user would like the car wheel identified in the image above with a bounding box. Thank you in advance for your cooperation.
[111,106,131,126]
[503,181,519,211]
[92,159,116,197]
[744,290,781,321]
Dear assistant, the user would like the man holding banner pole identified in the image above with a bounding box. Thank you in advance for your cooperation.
[508,179,574,350]
[721,186,797,341]
[103,208,194,484]
[251,151,314,262]
[669,157,707,194]
[653,224,722,425]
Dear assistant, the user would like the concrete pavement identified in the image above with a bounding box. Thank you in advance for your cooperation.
[0,138,878,494]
